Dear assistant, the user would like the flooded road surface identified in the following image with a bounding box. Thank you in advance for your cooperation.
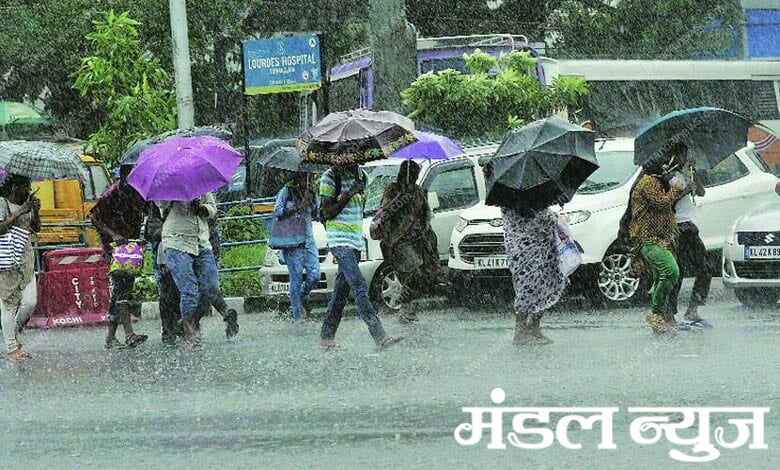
[2,282,778,468]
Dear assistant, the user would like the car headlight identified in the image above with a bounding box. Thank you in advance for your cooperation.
[560,210,591,225]
[726,223,736,245]
[455,217,469,233]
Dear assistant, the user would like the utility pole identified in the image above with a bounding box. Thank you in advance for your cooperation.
[169,0,195,128]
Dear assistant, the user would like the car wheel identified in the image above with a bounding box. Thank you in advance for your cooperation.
[370,264,403,311]
[734,288,780,307]
[595,250,649,306]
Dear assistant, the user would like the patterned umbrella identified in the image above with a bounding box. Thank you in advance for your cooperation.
[127,136,243,201]
[0,140,89,181]
[298,109,417,165]
[120,125,233,166]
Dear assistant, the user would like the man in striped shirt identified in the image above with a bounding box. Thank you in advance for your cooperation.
[318,164,403,351]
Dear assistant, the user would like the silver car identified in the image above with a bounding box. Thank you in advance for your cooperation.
[722,200,780,306]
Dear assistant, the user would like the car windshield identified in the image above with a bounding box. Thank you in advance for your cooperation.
[577,150,638,194]
[363,162,403,216]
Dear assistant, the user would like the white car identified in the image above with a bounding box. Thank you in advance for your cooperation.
[260,143,500,310]
[722,201,780,306]
[448,138,779,305]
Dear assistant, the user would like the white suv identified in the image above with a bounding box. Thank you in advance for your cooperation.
[260,144,500,310]
[448,139,779,305]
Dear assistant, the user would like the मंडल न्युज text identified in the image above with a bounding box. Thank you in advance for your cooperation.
[454,388,769,463]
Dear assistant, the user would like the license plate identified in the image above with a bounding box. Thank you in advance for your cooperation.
[269,283,290,293]
[745,246,780,260]
[474,256,509,268]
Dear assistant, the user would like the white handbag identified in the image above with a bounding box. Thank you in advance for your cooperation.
[0,225,30,270]
[554,215,582,277]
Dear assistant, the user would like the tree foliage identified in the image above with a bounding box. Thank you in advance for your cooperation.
[71,10,176,165]
[400,49,588,139]
[550,0,745,59]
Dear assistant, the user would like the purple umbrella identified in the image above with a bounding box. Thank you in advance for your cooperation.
[127,135,243,201]
[391,130,464,160]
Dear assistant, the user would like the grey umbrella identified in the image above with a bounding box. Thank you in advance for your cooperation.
[256,146,329,173]
[0,140,89,181]
[120,125,233,166]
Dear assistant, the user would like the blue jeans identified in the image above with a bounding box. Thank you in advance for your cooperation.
[283,238,320,320]
[321,246,387,343]
[164,248,223,319]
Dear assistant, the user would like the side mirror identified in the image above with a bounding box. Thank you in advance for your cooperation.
[428,191,440,212]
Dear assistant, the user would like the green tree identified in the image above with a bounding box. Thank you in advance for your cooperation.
[550,0,745,59]
[400,49,588,139]
[71,10,177,165]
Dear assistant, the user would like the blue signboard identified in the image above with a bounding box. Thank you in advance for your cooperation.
[242,34,321,95]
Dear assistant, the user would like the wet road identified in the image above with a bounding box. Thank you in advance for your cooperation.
[1,281,778,469]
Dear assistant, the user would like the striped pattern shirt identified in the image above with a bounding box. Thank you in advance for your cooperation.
[319,168,367,251]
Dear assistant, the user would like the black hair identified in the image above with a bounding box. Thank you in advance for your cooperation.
[397,160,421,186]
[0,173,30,198]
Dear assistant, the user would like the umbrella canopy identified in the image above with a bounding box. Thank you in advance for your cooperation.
[634,107,753,169]
[485,116,598,211]
[255,146,328,173]
[0,140,89,181]
[127,136,243,201]
[298,109,417,165]
[391,130,464,160]
[120,125,233,166]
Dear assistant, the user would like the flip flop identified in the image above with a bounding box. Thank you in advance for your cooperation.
[125,333,148,348]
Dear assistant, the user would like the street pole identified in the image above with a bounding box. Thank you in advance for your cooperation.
[169,0,195,128]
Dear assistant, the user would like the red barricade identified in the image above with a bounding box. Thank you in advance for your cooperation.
[28,248,112,329]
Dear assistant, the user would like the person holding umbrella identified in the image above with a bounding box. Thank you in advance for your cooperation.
[484,117,598,345]
[299,109,413,351]
[128,136,243,349]
[375,160,440,324]
[628,151,694,334]
[666,142,713,329]
[0,173,40,360]
[271,171,320,322]
[89,165,149,349]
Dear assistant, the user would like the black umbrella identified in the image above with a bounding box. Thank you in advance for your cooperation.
[120,125,232,166]
[634,107,753,169]
[485,116,598,211]
[256,146,328,173]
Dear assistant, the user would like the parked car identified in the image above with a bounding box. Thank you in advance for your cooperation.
[448,138,779,305]
[260,143,500,309]
[722,200,780,306]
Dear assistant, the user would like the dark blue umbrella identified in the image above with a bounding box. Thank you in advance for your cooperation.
[634,107,753,169]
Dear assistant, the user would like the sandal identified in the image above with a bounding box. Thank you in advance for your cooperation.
[378,335,404,350]
[6,349,31,360]
[319,339,343,352]
[125,333,148,349]
[105,337,127,350]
